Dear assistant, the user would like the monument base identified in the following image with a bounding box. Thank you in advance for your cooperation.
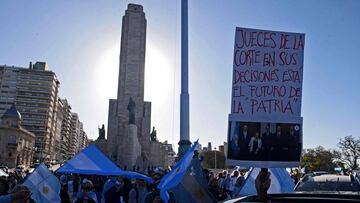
[178,139,192,158]
[118,124,142,169]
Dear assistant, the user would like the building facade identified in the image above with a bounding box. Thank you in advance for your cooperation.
[69,113,80,157]
[60,99,72,160]
[0,105,35,168]
[68,113,88,157]
[0,66,18,116]
[161,141,176,167]
[52,98,64,162]
[0,62,60,163]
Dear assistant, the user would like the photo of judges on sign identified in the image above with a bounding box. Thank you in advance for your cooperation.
[227,27,305,167]
[227,121,302,163]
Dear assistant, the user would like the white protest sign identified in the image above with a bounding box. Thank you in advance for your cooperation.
[231,27,305,123]
[227,27,305,167]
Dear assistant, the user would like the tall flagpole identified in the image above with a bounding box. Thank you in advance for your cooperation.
[178,0,191,157]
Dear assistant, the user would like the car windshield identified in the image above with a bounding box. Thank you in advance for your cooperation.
[296,181,360,192]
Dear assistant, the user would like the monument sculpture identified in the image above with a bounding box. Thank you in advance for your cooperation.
[150,126,157,142]
[107,4,154,169]
[127,97,142,168]
[95,4,173,169]
[127,97,136,125]
[102,3,178,169]
[98,124,105,140]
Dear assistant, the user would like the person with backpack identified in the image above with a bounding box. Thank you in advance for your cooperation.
[74,180,98,203]
[129,179,148,203]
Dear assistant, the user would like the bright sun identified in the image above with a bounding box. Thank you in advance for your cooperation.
[95,43,173,107]
[144,44,172,104]
[94,43,174,142]
[95,45,119,100]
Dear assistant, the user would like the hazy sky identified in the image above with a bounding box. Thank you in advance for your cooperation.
[1,0,359,151]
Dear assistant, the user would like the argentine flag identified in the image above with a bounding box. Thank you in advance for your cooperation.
[23,163,61,203]
[239,168,294,196]
[158,140,198,203]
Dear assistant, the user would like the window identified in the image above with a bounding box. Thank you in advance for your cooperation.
[8,135,16,144]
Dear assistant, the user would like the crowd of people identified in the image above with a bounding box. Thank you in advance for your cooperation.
[0,166,177,203]
[0,170,33,202]
[206,169,246,201]
[0,157,307,203]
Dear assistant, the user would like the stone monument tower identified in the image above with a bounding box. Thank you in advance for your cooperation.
[107,4,152,169]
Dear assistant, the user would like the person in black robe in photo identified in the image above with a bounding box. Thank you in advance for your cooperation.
[288,125,301,161]
[275,125,292,161]
[238,125,252,160]
[261,124,274,160]
[273,126,284,161]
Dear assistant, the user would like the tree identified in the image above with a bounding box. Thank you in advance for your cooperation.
[300,146,340,173]
[337,135,360,170]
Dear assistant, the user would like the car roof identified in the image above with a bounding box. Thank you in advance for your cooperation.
[311,174,351,182]
[313,171,328,175]
[223,193,360,203]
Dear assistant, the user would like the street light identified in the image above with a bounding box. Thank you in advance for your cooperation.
[214,147,217,169]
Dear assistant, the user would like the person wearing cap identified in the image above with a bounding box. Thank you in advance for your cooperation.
[129,178,148,203]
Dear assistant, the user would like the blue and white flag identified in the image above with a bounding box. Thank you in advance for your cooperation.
[122,171,154,183]
[239,168,294,196]
[103,178,120,195]
[23,163,61,203]
[158,140,198,203]
[0,169,8,177]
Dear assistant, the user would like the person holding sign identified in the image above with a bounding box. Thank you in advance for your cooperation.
[238,125,252,159]
[249,132,262,160]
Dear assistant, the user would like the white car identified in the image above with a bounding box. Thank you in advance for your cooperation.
[295,174,360,193]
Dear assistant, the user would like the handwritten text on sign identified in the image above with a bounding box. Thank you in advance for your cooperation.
[231,27,305,121]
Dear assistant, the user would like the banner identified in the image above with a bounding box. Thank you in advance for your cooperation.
[227,27,305,167]
[239,168,294,196]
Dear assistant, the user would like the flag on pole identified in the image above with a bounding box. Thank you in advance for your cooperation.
[23,163,61,203]
[239,168,294,196]
[158,140,215,203]
[158,140,199,203]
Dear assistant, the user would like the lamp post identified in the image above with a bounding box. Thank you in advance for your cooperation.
[214,147,217,169]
